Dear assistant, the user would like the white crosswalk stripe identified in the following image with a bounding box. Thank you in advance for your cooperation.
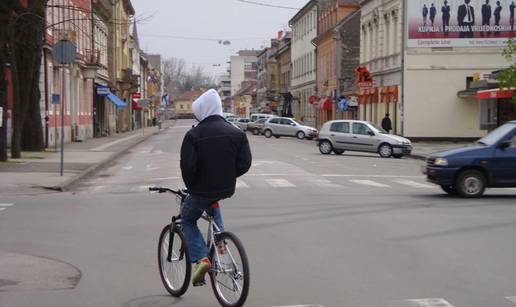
[350,179,391,188]
[0,203,14,207]
[236,179,249,189]
[265,178,296,188]
[0,208,6,211]
[406,298,454,306]
[506,296,516,304]
[392,179,435,189]
[310,178,342,188]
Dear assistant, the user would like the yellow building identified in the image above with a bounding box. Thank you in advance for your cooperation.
[175,91,202,119]
[114,0,136,132]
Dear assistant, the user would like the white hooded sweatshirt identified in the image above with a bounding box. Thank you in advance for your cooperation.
[191,89,223,122]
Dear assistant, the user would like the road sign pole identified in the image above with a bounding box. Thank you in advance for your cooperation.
[60,64,65,176]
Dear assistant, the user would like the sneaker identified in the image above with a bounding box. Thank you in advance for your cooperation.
[192,258,211,286]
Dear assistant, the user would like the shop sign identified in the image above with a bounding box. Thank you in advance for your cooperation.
[96,86,110,96]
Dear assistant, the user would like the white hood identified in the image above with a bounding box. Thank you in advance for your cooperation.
[192,89,223,121]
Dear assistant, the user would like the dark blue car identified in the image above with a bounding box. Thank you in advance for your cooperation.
[424,120,516,197]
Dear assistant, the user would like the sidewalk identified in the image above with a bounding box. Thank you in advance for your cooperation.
[409,141,472,160]
[0,121,174,195]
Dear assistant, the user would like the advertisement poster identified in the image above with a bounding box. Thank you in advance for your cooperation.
[408,0,516,47]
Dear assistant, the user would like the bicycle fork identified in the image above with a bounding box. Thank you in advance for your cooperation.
[167,216,186,263]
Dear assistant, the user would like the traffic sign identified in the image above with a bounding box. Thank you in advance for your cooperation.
[52,40,76,65]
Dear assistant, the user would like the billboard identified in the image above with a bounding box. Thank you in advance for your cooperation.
[408,0,516,47]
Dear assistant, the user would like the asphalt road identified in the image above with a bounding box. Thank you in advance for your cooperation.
[1,119,516,307]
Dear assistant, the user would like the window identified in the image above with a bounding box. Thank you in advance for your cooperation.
[280,118,294,125]
[353,123,371,135]
[330,122,350,133]
[269,118,280,124]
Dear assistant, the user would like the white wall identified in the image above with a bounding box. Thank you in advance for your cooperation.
[404,48,508,138]
[291,5,317,89]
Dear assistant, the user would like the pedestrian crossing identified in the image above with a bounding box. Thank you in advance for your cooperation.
[77,174,441,194]
[0,203,14,214]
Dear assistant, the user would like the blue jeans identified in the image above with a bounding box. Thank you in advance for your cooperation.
[181,195,224,263]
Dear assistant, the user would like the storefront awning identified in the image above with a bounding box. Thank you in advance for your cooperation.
[107,93,126,109]
[476,88,515,100]
[457,89,477,99]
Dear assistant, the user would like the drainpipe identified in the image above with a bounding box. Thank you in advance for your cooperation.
[43,48,49,148]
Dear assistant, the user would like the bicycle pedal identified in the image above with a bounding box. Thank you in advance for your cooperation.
[192,280,206,287]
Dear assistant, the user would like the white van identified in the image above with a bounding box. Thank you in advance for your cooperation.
[223,112,236,119]
[250,113,274,122]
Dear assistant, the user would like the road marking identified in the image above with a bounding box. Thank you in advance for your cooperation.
[406,298,454,306]
[247,173,289,176]
[153,150,164,154]
[350,179,390,188]
[392,179,434,188]
[122,166,133,170]
[0,208,6,211]
[265,179,296,188]
[146,164,160,171]
[90,134,140,151]
[506,296,516,304]
[170,125,193,129]
[92,186,105,192]
[310,179,342,188]
[236,179,249,189]
[322,174,423,178]
[144,176,179,182]
[0,203,14,207]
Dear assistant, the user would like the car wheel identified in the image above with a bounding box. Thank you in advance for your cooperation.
[455,170,486,198]
[319,140,333,155]
[333,149,345,155]
[393,154,404,159]
[378,143,393,158]
[440,185,457,195]
[296,131,305,139]
[264,129,272,138]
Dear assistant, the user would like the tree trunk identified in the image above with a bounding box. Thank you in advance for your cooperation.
[10,0,47,158]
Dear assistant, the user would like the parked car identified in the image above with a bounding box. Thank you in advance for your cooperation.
[262,117,318,140]
[226,117,238,123]
[317,120,412,158]
[235,118,251,131]
[250,113,275,122]
[424,120,516,198]
[247,118,268,135]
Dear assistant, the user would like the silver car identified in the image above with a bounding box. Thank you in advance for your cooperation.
[262,117,318,140]
[235,118,251,131]
[317,120,412,158]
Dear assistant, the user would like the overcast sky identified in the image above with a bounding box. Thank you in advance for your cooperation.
[131,0,307,78]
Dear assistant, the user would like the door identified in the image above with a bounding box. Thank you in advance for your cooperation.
[492,129,516,186]
[329,121,353,150]
[266,118,282,134]
[351,122,378,152]
[280,118,297,136]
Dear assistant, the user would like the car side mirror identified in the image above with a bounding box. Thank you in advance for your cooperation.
[367,131,375,136]
[499,140,512,150]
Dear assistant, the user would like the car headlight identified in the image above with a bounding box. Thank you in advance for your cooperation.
[434,158,448,166]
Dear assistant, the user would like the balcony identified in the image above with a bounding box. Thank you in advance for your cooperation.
[121,68,139,86]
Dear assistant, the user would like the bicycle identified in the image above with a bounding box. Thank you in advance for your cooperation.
[149,186,250,307]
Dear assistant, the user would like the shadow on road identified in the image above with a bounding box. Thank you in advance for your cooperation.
[122,295,182,307]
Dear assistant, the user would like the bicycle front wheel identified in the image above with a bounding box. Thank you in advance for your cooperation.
[209,231,250,307]
[158,225,191,297]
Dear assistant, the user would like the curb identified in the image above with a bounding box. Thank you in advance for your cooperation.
[49,121,175,192]
[408,153,428,161]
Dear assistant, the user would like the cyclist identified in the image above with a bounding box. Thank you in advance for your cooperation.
[180,89,252,286]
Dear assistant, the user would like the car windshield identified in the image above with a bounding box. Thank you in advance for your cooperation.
[477,123,516,145]
[368,122,388,134]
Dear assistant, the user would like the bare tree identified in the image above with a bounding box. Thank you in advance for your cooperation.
[163,57,216,95]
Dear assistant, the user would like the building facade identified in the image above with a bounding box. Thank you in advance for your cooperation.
[174,90,202,118]
[276,37,293,117]
[314,0,360,127]
[359,0,403,135]
[359,0,512,139]
[257,40,280,114]
[229,50,259,113]
[289,0,318,126]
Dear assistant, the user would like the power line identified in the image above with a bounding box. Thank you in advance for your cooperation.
[237,0,300,10]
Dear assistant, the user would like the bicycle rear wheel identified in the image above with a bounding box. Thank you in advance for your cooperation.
[158,225,191,297]
[209,231,250,307]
